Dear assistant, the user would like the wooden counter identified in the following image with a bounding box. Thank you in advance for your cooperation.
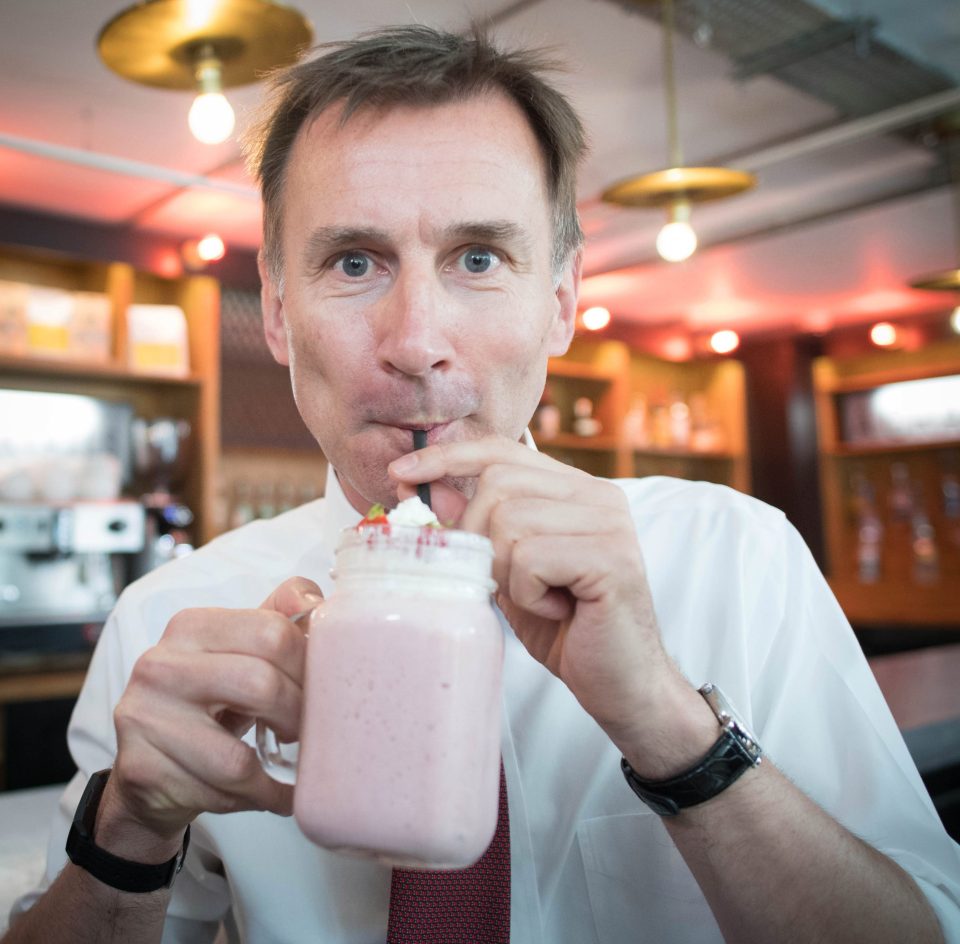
[869,643,960,774]
[0,654,90,790]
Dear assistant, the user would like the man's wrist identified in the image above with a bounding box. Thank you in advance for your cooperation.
[614,676,720,781]
[620,683,764,816]
[93,772,189,865]
[66,769,191,894]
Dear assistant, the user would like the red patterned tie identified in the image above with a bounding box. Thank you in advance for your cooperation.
[386,762,510,943]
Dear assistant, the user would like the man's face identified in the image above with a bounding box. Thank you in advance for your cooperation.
[261,92,579,512]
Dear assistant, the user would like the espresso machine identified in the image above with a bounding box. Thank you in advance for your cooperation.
[0,390,146,641]
[130,416,195,575]
[0,500,144,627]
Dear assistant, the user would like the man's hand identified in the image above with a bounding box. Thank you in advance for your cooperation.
[389,436,714,771]
[95,577,321,861]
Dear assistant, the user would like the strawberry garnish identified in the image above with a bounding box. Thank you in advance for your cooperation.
[357,503,389,529]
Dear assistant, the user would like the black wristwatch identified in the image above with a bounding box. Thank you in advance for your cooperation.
[66,768,191,893]
[621,683,762,816]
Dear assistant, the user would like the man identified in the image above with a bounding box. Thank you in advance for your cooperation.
[7,25,960,944]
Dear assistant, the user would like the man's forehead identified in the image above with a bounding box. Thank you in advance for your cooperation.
[280,91,554,260]
[292,91,546,176]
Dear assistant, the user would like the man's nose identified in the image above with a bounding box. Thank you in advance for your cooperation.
[375,270,455,377]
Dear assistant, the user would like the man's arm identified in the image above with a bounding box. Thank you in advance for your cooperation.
[670,760,942,942]
[389,436,948,944]
[3,828,180,944]
[3,577,320,944]
[619,673,944,943]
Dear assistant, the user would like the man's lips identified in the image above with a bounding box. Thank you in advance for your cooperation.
[377,421,455,446]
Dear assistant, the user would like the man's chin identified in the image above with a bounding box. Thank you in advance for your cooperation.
[334,467,397,516]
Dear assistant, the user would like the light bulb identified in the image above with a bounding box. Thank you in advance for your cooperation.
[950,305,960,335]
[196,233,225,262]
[188,92,235,145]
[581,306,611,331]
[656,220,697,262]
[709,329,740,354]
[869,322,897,347]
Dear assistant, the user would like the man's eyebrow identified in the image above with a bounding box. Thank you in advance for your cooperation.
[440,220,531,251]
[303,226,391,262]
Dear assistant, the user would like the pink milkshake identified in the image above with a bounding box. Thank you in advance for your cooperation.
[267,502,504,868]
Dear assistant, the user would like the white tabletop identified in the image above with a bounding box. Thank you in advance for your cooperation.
[0,783,64,934]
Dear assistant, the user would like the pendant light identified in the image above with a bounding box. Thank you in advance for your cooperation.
[98,0,313,145]
[909,114,960,293]
[602,0,755,262]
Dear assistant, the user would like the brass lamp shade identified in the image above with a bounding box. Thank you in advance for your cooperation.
[602,165,756,208]
[908,268,960,292]
[97,0,313,90]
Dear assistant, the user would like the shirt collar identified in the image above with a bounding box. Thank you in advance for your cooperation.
[319,464,362,559]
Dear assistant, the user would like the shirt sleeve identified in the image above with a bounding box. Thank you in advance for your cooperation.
[750,516,960,941]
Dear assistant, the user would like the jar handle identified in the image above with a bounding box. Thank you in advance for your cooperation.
[255,607,313,785]
[256,719,299,785]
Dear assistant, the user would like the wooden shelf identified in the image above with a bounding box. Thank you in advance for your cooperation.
[539,338,750,492]
[825,438,960,458]
[0,352,203,386]
[546,357,618,383]
[539,433,620,452]
[633,446,735,461]
[813,341,960,629]
[0,246,221,545]
[830,577,960,628]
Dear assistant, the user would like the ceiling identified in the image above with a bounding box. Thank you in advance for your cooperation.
[1,0,959,352]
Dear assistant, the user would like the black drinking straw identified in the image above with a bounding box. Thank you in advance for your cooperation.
[412,429,432,509]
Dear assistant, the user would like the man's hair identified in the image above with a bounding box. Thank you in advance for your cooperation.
[244,25,587,286]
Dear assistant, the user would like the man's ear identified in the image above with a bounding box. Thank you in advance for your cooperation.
[259,251,290,367]
[548,247,582,358]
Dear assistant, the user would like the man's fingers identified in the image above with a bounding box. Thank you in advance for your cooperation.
[388,436,551,484]
[260,575,324,618]
[484,497,627,593]
[162,608,307,685]
[128,648,303,741]
[465,467,623,534]
[506,532,640,615]
[117,710,294,818]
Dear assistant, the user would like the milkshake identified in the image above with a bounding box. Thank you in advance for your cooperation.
[274,499,504,868]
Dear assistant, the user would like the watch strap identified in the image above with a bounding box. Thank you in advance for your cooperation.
[621,728,759,816]
[66,768,190,893]
[620,683,762,816]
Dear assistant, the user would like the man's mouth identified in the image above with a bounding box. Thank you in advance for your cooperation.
[392,422,453,446]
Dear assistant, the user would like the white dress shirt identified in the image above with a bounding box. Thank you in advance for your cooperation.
[12,467,960,942]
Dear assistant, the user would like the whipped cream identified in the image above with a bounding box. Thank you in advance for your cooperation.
[388,496,440,528]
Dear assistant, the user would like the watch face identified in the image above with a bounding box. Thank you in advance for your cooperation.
[699,684,762,763]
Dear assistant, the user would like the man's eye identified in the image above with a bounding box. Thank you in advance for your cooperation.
[460,248,500,274]
[337,253,371,277]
